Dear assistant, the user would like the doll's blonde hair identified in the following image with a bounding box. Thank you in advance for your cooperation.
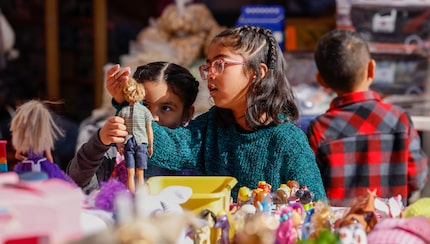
[123,77,145,104]
[10,100,64,156]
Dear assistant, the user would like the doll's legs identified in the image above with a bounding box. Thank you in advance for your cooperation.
[124,138,137,192]
[124,138,148,192]
[127,167,136,192]
[135,143,148,186]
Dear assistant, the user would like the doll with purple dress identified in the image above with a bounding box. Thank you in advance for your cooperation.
[10,100,76,185]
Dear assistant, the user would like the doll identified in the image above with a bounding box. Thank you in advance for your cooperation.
[117,77,154,192]
[335,189,378,234]
[10,100,76,185]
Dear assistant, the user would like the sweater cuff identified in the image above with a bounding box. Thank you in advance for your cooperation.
[82,129,111,163]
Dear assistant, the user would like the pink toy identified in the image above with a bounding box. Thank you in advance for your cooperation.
[276,205,298,244]
[367,216,430,244]
[0,172,83,243]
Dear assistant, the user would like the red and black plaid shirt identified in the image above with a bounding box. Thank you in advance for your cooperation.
[307,90,428,206]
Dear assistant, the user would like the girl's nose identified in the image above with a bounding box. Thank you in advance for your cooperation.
[208,72,216,80]
[151,114,160,123]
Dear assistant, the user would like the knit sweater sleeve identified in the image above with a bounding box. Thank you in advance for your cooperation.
[281,125,327,202]
[149,112,209,172]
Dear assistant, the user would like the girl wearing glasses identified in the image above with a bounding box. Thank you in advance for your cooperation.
[104,26,326,201]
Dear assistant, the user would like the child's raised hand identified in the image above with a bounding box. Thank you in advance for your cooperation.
[99,116,128,146]
[106,64,131,103]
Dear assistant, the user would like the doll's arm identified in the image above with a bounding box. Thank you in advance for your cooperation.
[45,149,54,163]
[146,121,154,157]
[14,150,26,161]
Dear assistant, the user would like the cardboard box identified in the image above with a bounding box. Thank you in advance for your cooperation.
[285,17,336,51]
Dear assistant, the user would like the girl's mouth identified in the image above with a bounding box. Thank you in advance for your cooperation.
[208,84,217,93]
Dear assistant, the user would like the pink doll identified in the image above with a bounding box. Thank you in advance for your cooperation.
[117,77,154,192]
[10,100,76,185]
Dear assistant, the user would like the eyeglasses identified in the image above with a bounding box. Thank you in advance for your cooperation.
[199,58,245,80]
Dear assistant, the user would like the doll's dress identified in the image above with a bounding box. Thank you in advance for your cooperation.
[13,150,77,187]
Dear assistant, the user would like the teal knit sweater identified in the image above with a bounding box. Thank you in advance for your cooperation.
[150,107,327,201]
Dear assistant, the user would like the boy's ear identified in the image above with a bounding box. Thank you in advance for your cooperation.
[316,72,330,88]
[367,59,376,79]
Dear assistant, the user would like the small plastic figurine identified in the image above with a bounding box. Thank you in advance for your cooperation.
[276,206,298,244]
[335,189,378,234]
[10,100,76,185]
[193,209,216,244]
[237,186,253,206]
[272,184,291,210]
[117,77,154,192]
[214,211,234,244]
[295,186,315,211]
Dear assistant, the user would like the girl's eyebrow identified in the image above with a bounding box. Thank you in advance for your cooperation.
[206,54,228,62]
[161,101,178,108]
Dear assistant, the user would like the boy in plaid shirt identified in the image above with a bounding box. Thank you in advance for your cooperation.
[307,29,428,207]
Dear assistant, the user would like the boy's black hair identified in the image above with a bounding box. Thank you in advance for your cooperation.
[314,29,371,92]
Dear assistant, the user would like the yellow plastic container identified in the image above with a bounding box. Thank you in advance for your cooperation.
[146,176,237,215]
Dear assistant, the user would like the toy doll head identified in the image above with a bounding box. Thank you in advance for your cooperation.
[336,189,377,233]
[10,100,63,157]
[123,77,145,104]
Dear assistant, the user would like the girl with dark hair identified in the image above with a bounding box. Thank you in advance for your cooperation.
[106,26,326,201]
[67,61,199,193]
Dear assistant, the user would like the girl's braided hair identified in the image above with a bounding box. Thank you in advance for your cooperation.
[211,25,298,130]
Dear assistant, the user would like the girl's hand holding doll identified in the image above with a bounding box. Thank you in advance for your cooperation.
[99,116,128,146]
[106,64,131,104]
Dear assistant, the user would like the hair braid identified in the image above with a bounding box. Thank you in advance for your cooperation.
[253,27,276,69]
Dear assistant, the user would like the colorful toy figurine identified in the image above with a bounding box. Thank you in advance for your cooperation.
[286,180,300,202]
[272,184,291,210]
[117,77,154,192]
[193,209,216,244]
[374,195,404,218]
[337,222,367,244]
[237,186,253,206]
[295,186,315,211]
[335,189,378,234]
[257,180,272,193]
[10,100,76,185]
[215,211,234,244]
[305,201,333,241]
[276,205,298,244]
[252,187,272,213]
